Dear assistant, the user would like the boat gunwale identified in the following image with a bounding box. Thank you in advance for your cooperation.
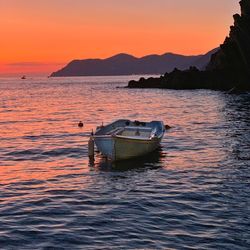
[94,120,164,144]
[114,135,161,144]
[93,134,163,143]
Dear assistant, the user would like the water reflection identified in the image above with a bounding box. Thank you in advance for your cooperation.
[1,78,250,249]
[225,92,250,122]
[91,148,165,172]
[223,93,250,161]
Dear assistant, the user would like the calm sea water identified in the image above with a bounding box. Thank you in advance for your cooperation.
[0,76,249,249]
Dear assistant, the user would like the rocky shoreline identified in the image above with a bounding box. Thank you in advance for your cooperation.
[128,0,250,91]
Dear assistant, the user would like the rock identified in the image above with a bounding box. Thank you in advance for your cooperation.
[128,0,250,91]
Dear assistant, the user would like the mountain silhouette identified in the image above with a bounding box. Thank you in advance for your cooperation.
[50,49,217,77]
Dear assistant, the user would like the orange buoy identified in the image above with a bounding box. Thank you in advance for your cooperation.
[165,124,171,130]
[78,121,84,127]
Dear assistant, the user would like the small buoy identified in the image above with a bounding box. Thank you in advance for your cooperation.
[78,121,84,127]
[165,124,171,130]
[88,134,95,158]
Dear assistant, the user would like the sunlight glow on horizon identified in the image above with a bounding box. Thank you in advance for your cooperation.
[0,0,239,76]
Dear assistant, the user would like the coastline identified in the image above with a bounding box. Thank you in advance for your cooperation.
[127,0,250,92]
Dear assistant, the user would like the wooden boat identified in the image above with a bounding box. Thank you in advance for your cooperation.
[93,119,165,161]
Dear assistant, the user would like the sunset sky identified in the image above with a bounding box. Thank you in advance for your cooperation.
[0,0,239,76]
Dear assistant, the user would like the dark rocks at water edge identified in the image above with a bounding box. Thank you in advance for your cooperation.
[128,0,250,91]
[50,49,217,77]
[128,68,238,90]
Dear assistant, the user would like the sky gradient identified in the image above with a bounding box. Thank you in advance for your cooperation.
[0,0,239,76]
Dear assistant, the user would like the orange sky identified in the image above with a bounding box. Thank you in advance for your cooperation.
[0,0,239,76]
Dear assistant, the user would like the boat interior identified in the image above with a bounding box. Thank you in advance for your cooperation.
[95,119,163,139]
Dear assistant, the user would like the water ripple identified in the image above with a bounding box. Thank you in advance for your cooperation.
[0,77,249,249]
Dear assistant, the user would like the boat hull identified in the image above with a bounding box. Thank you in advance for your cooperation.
[94,136,161,161]
[94,136,115,160]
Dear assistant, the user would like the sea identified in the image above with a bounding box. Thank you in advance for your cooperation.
[0,76,249,249]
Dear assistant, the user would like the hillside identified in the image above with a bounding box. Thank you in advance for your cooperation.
[50,49,217,77]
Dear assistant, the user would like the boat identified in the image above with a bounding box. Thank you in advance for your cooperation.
[21,75,26,79]
[93,119,165,161]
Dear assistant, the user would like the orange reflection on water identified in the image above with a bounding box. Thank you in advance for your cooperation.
[0,76,230,190]
[0,158,91,186]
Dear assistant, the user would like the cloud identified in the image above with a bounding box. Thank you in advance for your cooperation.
[6,62,62,67]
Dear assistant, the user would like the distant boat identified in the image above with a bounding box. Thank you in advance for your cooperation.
[93,119,165,161]
[21,75,26,79]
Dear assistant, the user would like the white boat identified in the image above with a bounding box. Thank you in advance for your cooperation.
[93,119,165,161]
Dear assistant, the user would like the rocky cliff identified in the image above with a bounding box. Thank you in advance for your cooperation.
[128,0,250,91]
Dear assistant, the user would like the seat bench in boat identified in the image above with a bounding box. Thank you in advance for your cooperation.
[106,126,152,137]
[117,126,152,138]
